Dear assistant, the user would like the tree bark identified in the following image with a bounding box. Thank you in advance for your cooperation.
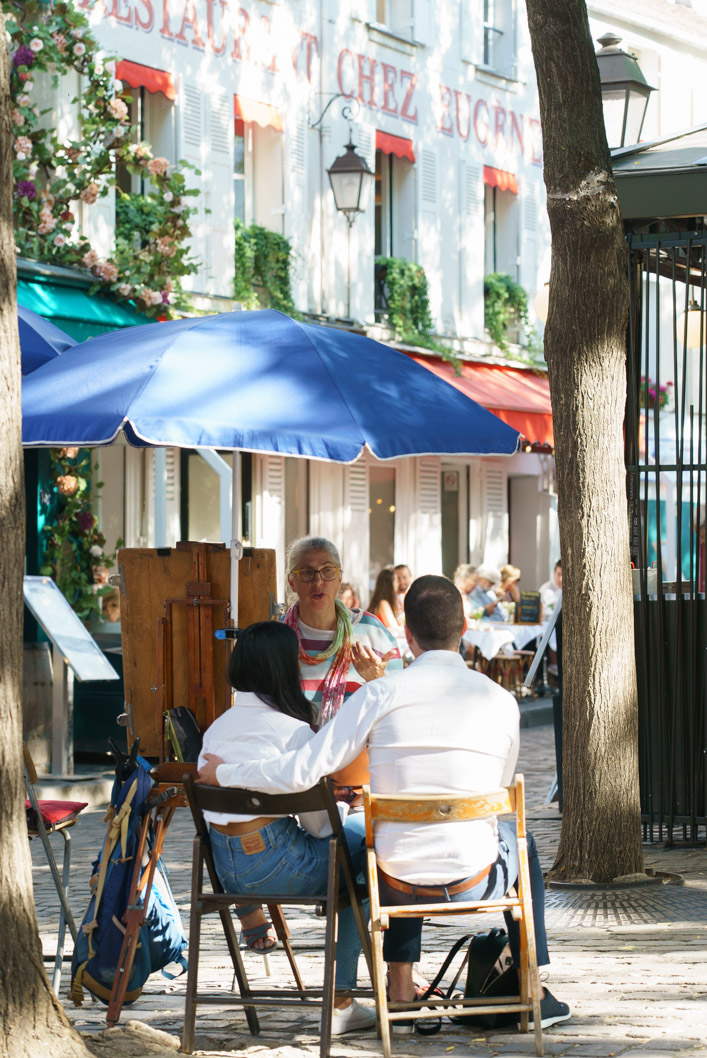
[0,22,90,1058]
[525,0,644,882]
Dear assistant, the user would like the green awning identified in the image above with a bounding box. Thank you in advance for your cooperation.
[18,277,147,341]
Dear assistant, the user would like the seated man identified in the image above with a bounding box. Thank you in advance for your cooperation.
[470,565,506,621]
[200,575,570,1032]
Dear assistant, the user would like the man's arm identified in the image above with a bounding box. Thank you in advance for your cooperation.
[499,703,521,787]
[210,678,391,793]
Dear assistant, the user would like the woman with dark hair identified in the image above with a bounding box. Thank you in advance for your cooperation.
[198,621,376,1035]
[368,567,401,631]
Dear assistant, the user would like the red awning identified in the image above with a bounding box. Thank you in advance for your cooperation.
[234,95,282,132]
[115,60,175,101]
[376,130,415,163]
[408,355,553,446]
[483,166,518,194]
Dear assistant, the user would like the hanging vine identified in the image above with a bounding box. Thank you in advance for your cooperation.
[39,449,121,620]
[6,0,199,317]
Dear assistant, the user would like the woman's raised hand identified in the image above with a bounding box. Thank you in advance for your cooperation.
[351,642,397,682]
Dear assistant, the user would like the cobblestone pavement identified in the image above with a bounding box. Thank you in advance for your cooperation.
[30,722,707,1058]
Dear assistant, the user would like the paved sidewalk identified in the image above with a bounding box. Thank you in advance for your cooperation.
[29,722,707,1058]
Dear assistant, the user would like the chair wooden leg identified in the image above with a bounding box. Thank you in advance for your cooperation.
[219,910,259,1035]
[366,848,391,1056]
[182,844,202,1055]
[319,841,340,1058]
[268,903,306,994]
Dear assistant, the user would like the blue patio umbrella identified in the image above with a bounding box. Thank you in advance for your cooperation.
[22,309,519,613]
[22,308,518,459]
[18,304,76,375]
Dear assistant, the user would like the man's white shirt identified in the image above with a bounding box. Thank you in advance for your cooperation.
[214,651,520,885]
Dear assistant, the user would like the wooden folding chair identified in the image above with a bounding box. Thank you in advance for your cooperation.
[23,744,86,993]
[182,776,373,1058]
[363,773,543,1057]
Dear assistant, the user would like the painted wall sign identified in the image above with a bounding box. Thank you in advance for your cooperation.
[78,0,542,164]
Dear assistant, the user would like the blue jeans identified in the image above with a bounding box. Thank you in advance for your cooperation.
[210,812,368,990]
[380,822,549,968]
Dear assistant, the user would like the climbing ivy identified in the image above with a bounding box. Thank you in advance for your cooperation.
[483,272,543,361]
[375,256,440,350]
[233,219,296,314]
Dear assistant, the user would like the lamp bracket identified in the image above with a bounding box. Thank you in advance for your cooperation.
[309,93,361,135]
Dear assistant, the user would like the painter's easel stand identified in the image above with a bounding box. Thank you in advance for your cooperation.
[106,543,277,1026]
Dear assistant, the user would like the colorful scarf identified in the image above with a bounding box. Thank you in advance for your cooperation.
[284,598,353,724]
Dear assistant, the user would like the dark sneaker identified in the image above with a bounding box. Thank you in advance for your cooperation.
[522,989,571,1030]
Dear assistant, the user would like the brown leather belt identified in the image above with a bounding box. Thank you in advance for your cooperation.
[378,861,493,898]
[211,816,279,836]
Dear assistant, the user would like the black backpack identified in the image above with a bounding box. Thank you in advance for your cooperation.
[416,927,517,1033]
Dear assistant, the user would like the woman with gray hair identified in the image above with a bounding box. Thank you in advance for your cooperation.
[284,536,402,724]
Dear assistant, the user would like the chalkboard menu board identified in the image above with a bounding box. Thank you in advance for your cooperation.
[516,590,542,625]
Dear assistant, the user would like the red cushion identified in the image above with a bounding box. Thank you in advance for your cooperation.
[25,799,88,826]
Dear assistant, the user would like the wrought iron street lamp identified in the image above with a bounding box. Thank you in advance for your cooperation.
[596,32,655,149]
[327,138,374,320]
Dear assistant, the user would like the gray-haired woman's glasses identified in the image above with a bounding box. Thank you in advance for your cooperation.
[291,565,341,582]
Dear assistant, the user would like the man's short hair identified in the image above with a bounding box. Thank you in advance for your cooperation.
[404,575,464,650]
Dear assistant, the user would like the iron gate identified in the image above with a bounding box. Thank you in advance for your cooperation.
[626,231,707,842]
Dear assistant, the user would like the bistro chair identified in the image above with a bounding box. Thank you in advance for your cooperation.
[363,774,543,1057]
[23,744,87,993]
[182,775,373,1058]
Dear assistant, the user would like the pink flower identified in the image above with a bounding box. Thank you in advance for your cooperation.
[147,156,169,176]
[73,42,87,58]
[80,182,99,205]
[11,108,24,126]
[56,475,79,496]
[29,38,44,54]
[53,234,66,247]
[51,32,67,53]
[38,208,57,235]
[71,28,85,39]
[132,143,152,159]
[107,96,128,121]
[117,283,132,297]
[59,447,79,459]
[156,236,176,257]
[95,261,119,282]
[17,93,31,107]
[14,134,32,157]
[82,249,99,267]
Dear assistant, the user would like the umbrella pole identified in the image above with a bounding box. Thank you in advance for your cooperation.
[230,455,242,625]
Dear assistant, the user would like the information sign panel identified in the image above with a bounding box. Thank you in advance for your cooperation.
[23,576,119,682]
[516,590,542,625]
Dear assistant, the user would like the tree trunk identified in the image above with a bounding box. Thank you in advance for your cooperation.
[0,23,90,1058]
[525,0,644,882]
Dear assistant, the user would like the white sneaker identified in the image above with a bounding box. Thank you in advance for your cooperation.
[329,1000,378,1035]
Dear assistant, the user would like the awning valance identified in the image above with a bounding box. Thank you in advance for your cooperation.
[376,130,415,163]
[234,94,283,132]
[18,278,148,343]
[483,165,518,194]
[116,60,176,101]
[407,355,553,446]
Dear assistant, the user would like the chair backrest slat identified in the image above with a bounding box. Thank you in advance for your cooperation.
[185,776,340,832]
[365,787,514,824]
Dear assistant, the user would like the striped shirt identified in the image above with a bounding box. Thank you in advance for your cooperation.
[299,609,402,722]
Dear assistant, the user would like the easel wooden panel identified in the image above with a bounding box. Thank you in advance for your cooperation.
[119,543,276,756]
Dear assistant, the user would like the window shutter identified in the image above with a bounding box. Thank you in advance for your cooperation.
[208,92,235,297]
[343,460,370,606]
[179,82,209,290]
[482,463,508,568]
[254,454,286,597]
[414,457,442,575]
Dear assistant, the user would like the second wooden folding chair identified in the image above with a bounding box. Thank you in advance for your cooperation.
[182,776,373,1058]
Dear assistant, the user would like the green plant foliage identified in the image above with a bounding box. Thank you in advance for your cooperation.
[375,255,442,350]
[233,219,296,314]
[483,272,531,353]
[7,0,199,318]
[39,448,121,620]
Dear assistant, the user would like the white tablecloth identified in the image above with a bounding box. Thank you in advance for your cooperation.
[462,623,546,661]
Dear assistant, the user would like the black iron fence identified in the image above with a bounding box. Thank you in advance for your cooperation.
[626,231,707,842]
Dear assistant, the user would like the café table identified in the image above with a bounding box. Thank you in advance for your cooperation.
[462,621,546,662]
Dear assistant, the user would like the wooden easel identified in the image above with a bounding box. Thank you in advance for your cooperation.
[105,542,277,1026]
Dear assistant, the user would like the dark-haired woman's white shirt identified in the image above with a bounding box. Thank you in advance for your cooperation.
[198,691,331,834]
